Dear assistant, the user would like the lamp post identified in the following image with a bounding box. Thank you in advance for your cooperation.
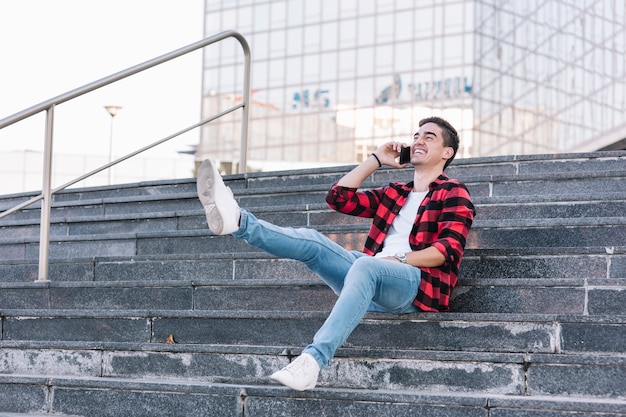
[104,105,122,185]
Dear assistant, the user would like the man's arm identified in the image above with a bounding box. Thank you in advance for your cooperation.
[337,142,407,188]
[384,246,446,267]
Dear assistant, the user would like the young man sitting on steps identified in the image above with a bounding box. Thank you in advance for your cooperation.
[197,116,475,391]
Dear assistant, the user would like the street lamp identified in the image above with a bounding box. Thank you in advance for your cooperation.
[104,105,122,185]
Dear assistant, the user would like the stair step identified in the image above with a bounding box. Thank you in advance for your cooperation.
[3,161,626,224]
[2,216,625,262]
[1,277,625,315]
[0,412,84,417]
[2,151,624,205]
[0,246,623,283]
[4,191,626,241]
[1,374,625,417]
[2,309,625,356]
[0,340,624,398]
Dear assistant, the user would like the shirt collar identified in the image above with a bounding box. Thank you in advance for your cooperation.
[397,173,450,193]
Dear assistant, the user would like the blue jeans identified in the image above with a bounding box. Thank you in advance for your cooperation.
[232,209,421,369]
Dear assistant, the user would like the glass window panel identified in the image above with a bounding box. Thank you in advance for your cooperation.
[395,10,413,41]
[376,13,394,43]
[322,1,339,20]
[269,31,286,59]
[269,117,285,143]
[433,5,444,36]
[443,4,464,34]
[205,13,222,33]
[464,35,474,65]
[357,47,375,77]
[338,49,356,77]
[339,19,356,48]
[285,57,302,84]
[253,89,270,110]
[267,146,283,160]
[204,68,220,92]
[252,61,268,89]
[358,0,376,15]
[443,35,464,66]
[414,7,433,36]
[320,52,338,81]
[238,6,253,33]
[396,0,417,10]
[375,44,393,71]
[251,33,269,61]
[304,25,321,51]
[394,41,413,72]
[321,22,338,51]
[203,45,220,66]
[337,79,356,106]
[271,1,288,28]
[377,0,394,13]
[269,59,286,88]
[287,0,303,26]
[374,74,401,104]
[464,3,475,31]
[206,1,221,12]
[433,36,443,67]
[286,27,303,55]
[219,67,236,92]
[219,38,240,65]
[285,88,296,111]
[304,0,321,23]
[321,81,337,110]
[254,3,270,31]
[356,78,375,105]
[357,16,375,46]
[340,0,358,18]
[303,54,320,83]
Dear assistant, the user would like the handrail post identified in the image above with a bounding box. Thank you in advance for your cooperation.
[239,39,251,174]
[37,105,54,282]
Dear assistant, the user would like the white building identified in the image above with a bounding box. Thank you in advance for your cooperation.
[197,0,626,172]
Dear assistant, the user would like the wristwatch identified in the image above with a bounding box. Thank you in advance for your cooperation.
[394,252,407,263]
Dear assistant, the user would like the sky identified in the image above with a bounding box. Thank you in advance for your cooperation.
[0,0,205,158]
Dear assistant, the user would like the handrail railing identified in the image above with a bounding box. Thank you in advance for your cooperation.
[0,30,251,282]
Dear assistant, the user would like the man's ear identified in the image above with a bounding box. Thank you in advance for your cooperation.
[442,147,454,160]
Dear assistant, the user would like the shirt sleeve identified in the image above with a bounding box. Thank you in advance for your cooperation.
[325,184,385,218]
[428,182,475,265]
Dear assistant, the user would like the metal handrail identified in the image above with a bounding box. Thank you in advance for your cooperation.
[0,30,251,282]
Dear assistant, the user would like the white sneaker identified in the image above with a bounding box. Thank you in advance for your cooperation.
[270,353,320,391]
[196,159,241,235]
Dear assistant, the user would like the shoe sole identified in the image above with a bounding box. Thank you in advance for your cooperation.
[197,160,225,234]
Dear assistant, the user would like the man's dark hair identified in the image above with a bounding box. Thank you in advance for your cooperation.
[419,116,459,170]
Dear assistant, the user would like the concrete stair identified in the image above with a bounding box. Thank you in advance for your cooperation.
[0,151,625,416]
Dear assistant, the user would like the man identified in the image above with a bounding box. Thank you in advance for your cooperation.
[197,116,475,391]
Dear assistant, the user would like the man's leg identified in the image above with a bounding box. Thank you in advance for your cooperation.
[302,255,421,368]
[234,209,361,294]
[271,256,421,391]
[197,159,359,293]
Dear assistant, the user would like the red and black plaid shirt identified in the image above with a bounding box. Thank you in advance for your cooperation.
[326,174,475,312]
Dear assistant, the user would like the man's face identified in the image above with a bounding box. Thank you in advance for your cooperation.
[409,122,452,168]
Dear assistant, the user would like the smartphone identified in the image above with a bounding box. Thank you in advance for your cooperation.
[399,147,411,164]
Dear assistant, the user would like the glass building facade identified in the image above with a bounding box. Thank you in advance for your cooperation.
[199,0,626,172]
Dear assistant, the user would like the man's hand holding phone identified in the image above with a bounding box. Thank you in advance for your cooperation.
[371,141,410,169]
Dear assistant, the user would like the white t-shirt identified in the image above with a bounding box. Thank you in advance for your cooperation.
[374,190,428,258]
